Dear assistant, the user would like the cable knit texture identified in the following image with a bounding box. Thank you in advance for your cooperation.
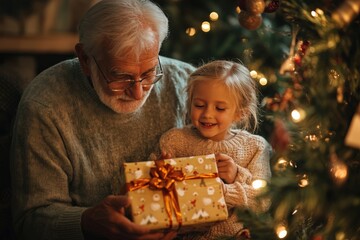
[159,125,272,240]
[10,57,195,240]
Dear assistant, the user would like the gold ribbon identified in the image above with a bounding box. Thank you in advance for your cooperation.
[127,160,218,229]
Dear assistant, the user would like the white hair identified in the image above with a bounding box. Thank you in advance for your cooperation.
[78,0,169,60]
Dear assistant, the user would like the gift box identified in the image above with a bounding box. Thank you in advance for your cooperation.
[123,154,228,232]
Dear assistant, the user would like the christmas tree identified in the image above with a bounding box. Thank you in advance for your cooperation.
[239,0,360,239]
[156,0,360,239]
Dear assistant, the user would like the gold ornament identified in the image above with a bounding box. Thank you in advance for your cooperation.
[238,11,262,30]
[246,0,266,14]
[332,0,360,28]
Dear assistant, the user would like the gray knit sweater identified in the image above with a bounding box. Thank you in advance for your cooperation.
[10,57,195,240]
[159,125,272,240]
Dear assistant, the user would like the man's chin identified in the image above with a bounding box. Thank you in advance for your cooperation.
[108,98,147,114]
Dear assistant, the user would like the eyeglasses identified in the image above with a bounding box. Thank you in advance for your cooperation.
[92,56,163,92]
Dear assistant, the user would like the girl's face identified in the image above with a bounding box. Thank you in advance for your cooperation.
[190,80,240,141]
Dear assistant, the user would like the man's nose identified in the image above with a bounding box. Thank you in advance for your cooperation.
[128,81,143,100]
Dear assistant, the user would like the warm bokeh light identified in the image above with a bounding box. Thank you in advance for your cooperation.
[311,10,318,17]
[259,77,268,86]
[201,21,211,32]
[209,12,219,21]
[185,27,196,36]
[316,8,324,15]
[250,70,258,78]
[252,179,267,189]
[298,174,309,187]
[291,108,306,123]
[276,224,288,239]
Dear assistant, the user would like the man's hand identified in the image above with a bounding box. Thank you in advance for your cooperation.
[81,195,177,240]
[215,153,237,184]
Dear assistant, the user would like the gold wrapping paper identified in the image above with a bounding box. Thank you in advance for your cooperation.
[123,154,228,232]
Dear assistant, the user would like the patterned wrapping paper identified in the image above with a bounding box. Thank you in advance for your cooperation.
[123,154,228,232]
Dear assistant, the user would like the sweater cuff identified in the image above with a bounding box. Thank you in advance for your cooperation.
[53,207,87,240]
[223,182,248,208]
[236,165,252,184]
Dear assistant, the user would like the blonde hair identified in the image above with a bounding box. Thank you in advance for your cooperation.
[78,0,168,61]
[186,60,259,132]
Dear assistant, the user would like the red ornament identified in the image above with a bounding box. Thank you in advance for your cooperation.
[312,234,324,240]
[264,0,280,13]
[293,54,302,66]
[270,119,291,153]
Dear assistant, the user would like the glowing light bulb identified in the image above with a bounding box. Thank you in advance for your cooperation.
[311,10,318,17]
[291,108,306,123]
[252,179,267,189]
[209,12,219,21]
[250,70,258,78]
[201,21,211,32]
[316,8,324,15]
[259,77,268,86]
[276,224,288,239]
[330,154,348,185]
[298,174,309,187]
[185,27,196,36]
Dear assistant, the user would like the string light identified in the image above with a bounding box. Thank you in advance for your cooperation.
[298,174,309,187]
[291,108,306,123]
[336,231,346,240]
[275,224,288,239]
[201,21,211,32]
[185,27,196,37]
[209,12,219,21]
[250,70,258,78]
[311,10,319,18]
[252,179,267,189]
[259,77,268,86]
[316,8,324,15]
[330,152,348,185]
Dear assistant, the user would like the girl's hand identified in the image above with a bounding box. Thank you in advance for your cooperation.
[215,153,237,184]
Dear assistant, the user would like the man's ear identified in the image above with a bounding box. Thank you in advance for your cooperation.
[75,43,91,76]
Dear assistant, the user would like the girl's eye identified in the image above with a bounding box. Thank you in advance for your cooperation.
[216,107,226,111]
[194,104,204,108]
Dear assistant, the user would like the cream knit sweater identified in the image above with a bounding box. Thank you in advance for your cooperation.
[159,125,272,240]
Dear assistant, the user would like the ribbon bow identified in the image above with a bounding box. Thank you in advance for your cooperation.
[127,159,218,229]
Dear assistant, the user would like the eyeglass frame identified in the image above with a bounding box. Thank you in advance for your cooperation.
[92,56,163,92]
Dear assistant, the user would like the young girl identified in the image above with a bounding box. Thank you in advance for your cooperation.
[159,60,272,239]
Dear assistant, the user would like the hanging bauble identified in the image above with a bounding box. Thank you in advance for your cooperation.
[238,11,262,30]
[246,0,266,14]
[293,54,302,66]
[270,119,291,153]
[264,0,280,13]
